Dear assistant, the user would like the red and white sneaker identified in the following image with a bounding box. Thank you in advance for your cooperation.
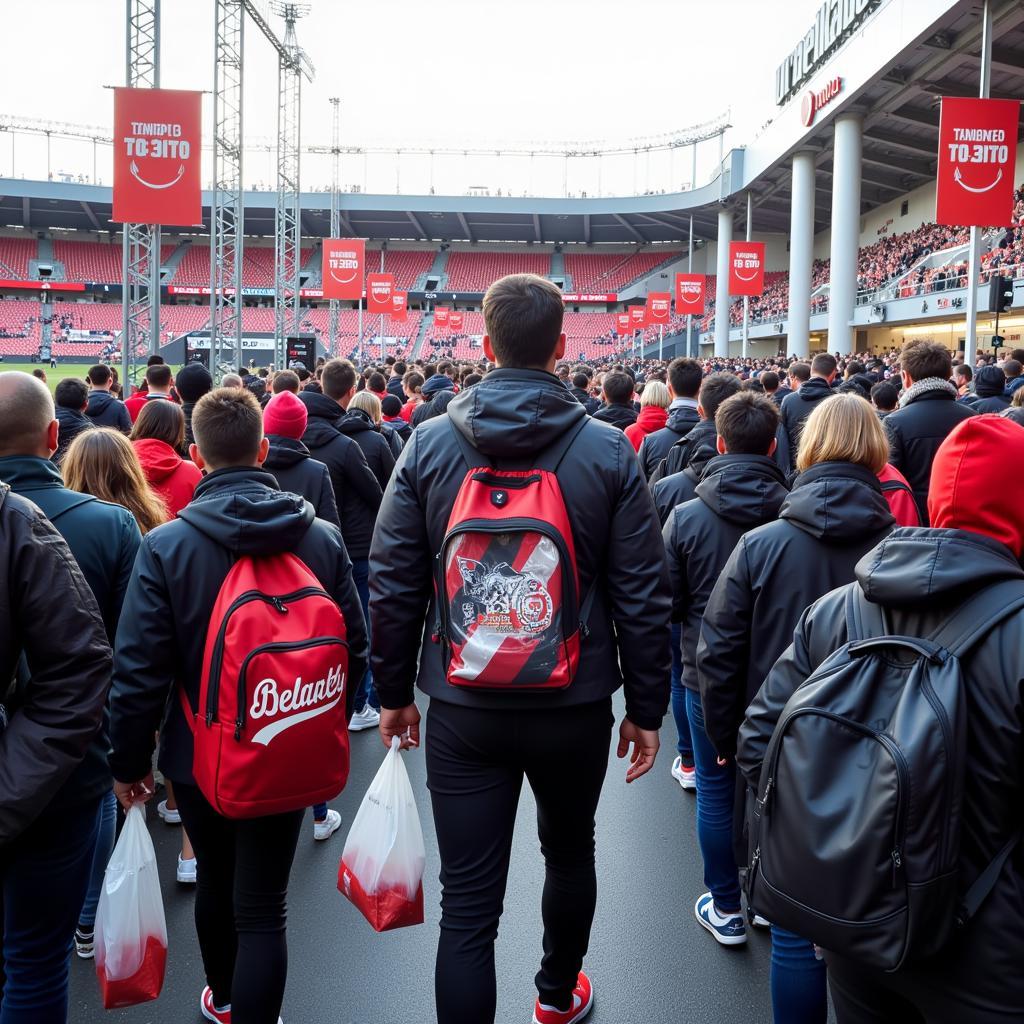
[532,971,594,1024]
[200,987,231,1024]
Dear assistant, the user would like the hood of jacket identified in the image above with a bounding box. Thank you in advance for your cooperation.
[798,376,834,401]
[780,460,894,543]
[422,373,455,398]
[86,390,119,417]
[447,368,587,460]
[634,405,668,434]
[132,437,183,483]
[298,390,345,447]
[176,466,313,556]
[973,365,1007,399]
[336,407,377,437]
[666,402,701,433]
[56,405,90,428]
[263,434,312,470]
[695,454,789,527]
[0,454,65,494]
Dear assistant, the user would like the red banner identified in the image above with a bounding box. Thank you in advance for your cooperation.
[615,312,631,334]
[322,239,365,300]
[434,307,449,328]
[629,305,647,329]
[390,291,407,322]
[449,312,464,332]
[728,241,766,296]
[366,273,395,314]
[646,291,671,325]
[936,97,1021,227]
[674,273,706,316]
[112,87,202,225]
[0,279,86,292]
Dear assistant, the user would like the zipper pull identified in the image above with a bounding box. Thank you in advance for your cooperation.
[761,775,774,809]
[272,597,287,613]
[891,848,902,886]
[751,845,760,868]
[205,710,214,727]
[578,619,590,640]
[234,719,243,741]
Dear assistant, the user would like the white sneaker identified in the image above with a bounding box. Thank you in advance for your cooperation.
[157,798,181,824]
[751,913,771,929]
[348,705,381,732]
[313,808,342,841]
[671,755,697,791]
[177,855,197,884]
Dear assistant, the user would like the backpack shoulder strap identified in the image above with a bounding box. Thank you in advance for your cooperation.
[846,585,889,643]
[958,830,1022,926]
[930,579,1024,658]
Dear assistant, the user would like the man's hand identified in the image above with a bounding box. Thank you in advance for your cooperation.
[379,704,421,751]
[617,719,660,783]
[113,772,155,811]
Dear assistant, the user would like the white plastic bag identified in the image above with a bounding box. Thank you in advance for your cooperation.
[338,737,426,931]
[94,804,168,1008]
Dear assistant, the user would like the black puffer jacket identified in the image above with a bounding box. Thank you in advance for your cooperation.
[298,391,384,560]
[650,420,718,524]
[108,468,368,785]
[85,389,131,433]
[638,403,700,480]
[263,435,341,529]
[664,455,788,692]
[335,408,397,491]
[591,402,638,431]
[569,384,599,415]
[780,376,835,464]
[697,460,895,757]
[738,527,1024,1011]
[368,368,671,729]
[54,406,94,464]
[965,366,1011,415]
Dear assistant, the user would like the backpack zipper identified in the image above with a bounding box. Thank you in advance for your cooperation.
[918,672,957,872]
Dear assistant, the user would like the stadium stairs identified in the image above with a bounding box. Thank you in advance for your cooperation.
[303,243,322,286]
[160,239,193,283]
[550,250,569,292]
[411,311,434,361]
[30,236,60,281]
[425,248,450,288]
[39,300,52,360]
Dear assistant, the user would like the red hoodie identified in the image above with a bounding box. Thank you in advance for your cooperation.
[624,405,668,452]
[877,463,921,528]
[132,438,203,518]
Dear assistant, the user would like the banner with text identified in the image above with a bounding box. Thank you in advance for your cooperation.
[615,312,631,334]
[728,241,766,296]
[674,273,706,316]
[390,291,408,322]
[646,292,671,325]
[449,312,464,331]
[113,87,202,225]
[629,305,648,329]
[936,97,1021,226]
[366,273,395,314]
[322,239,365,300]
[434,306,449,328]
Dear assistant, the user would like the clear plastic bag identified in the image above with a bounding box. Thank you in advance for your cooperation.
[94,804,168,1008]
[338,737,426,931]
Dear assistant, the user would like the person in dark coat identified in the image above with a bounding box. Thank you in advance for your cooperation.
[884,340,976,524]
[262,390,340,529]
[965,364,1010,414]
[410,389,457,429]
[591,370,638,431]
[638,357,703,479]
[175,362,213,457]
[381,393,412,443]
[738,414,1024,1023]
[779,353,837,464]
[697,394,895,1021]
[85,363,131,433]
[53,377,95,465]
[569,371,600,415]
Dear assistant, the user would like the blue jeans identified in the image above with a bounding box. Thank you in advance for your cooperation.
[77,790,118,930]
[770,926,827,1024]
[685,689,741,912]
[670,623,694,766]
[351,558,378,713]
[0,796,101,1024]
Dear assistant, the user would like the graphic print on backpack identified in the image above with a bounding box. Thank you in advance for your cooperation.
[181,553,350,819]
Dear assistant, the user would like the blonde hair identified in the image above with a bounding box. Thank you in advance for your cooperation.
[1012,387,1024,409]
[639,380,671,410]
[349,390,382,424]
[63,428,168,534]
[796,393,889,475]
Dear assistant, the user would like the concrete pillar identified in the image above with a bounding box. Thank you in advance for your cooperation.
[828,113,863,355]
[788,151,815,359]
[714,207,732,358]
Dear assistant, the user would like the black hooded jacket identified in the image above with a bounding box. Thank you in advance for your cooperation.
[650,419,719,523]
[298,391,384,560]
[54,406,94,464]
[85,389,131,433]
[569,385,600,415]
[696,460,895,757]
[591,402,638,431]
[965,366,1011,414]
[368,368,671,729]
[108,467,368,786]
[780,376,835,464]
[639,403,701,480]
[738,528,1024,1008]
[664,454,788,693]
[335,407,397,490]
[263,435,341,529]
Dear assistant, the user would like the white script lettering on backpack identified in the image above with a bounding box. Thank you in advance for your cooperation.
[248,664,345,746]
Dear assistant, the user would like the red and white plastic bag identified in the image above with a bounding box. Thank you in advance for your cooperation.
[95,804,168,1008]
[338,737,426,931]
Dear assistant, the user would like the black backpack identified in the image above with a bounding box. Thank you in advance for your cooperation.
[747,581,1024,972]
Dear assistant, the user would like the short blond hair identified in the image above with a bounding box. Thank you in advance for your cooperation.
[796,393,889,475]
[639,380,670,410]
[349,389,382,424]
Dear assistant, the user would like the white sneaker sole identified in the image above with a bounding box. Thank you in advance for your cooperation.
[313,820,342,841]
[695,902,747,946]
[532,986,594,1024]
[672,768,697,791]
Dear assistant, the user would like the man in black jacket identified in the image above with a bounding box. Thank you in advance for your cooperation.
[568,370,599,415]
[591,370,638,430]
[884,339,976,524]
[84,362,131,433]
[779,353,836,464]
[638,356,702,480]
[175,361,213,456]
[53,377,94,464]
[964,363,1009,414]
[369,273,670,1024]
[108,387,367,1024]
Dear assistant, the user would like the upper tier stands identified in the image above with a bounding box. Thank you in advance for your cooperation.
[444,252,551,292]
[53,241,177,282]
[364,249,435,291]
[0,238,37,279]
[173,245,314,288]
[565,250,680,293]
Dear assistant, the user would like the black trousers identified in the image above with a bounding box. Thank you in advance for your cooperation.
[173,783,304,1024]
[426,697,614,1024]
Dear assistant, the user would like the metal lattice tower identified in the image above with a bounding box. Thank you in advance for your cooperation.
[210,0,245,379]
[328,96,340,356]
[121,0,161,389]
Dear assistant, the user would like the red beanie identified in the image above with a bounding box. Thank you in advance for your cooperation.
[263,390,308,440]
[928,414,1024,557]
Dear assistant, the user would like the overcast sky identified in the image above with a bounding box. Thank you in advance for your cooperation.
[4,0,817,196]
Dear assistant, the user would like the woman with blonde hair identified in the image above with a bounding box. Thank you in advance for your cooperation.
[696,393,895,1024]
[625,379,670,453]
[350,389,403,459]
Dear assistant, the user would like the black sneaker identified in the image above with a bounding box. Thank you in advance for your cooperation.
[74,926,95,959]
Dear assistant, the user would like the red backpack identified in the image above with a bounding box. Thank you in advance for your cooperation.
[179,553,350,818]
[435,419,593,691]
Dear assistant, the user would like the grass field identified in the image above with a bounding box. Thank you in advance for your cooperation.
[0,362,183,394]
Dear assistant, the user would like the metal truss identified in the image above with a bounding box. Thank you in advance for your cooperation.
[328,96,340,357]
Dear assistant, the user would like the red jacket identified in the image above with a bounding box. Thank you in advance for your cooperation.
[877,463,921,528]
[624,405,669,453]
[132,438,203,518]
[125,391,174,425]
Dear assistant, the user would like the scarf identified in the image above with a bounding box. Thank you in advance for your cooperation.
[898,376,957,409]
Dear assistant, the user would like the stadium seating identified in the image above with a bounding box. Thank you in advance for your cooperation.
[444,252,551,292]
[173,245,313,288]
[53,241,177,282]
[0,237,37,279]
[365,249,435,290]
[564,250,680,293]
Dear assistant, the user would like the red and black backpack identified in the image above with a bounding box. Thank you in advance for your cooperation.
[435,419,593,691]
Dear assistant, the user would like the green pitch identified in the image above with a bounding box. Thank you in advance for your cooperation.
[0,362,183,394]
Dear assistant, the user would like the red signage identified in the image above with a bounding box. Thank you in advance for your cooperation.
[366,273,395,314]
[322,239,365,300]
[615,312,631,334]
[728,241,766,296]
[629,305,647,328]
[449,312,464,332]
[0,279,86,292]
[800,76,842,128]
[434,307,449,328]
[560,293,618,303]
[646,291,671,325]
[112,87,202,225]
[936,97,1021,227]
[390,291,407,322]
[675,274,706,315]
